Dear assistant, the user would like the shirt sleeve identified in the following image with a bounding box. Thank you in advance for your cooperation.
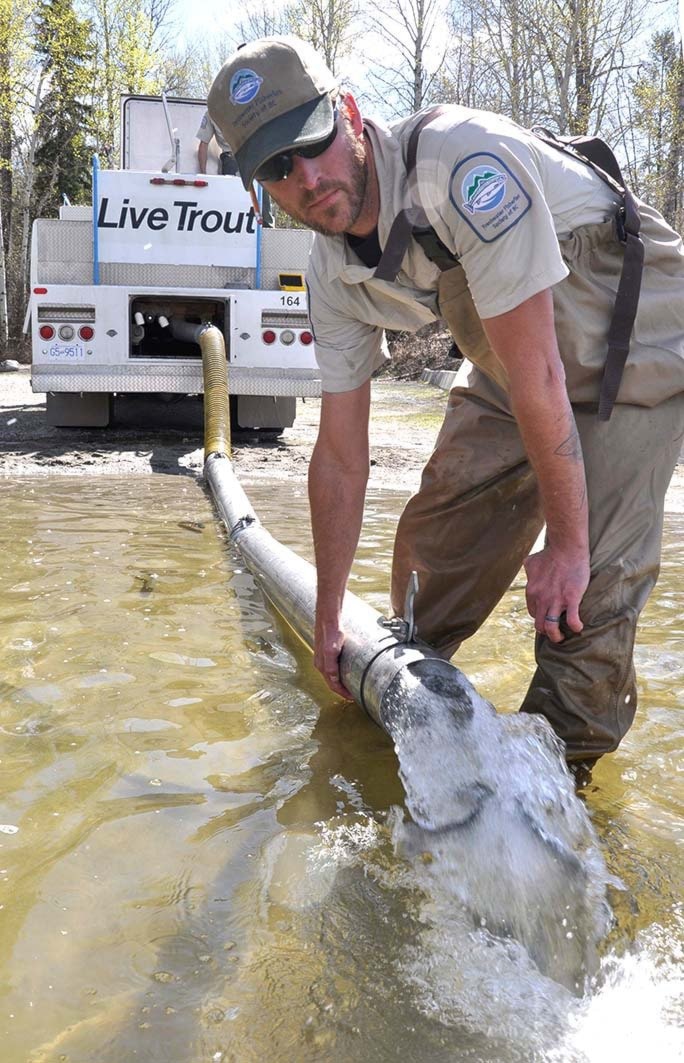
[419,116,569,318]
[306,262,389,393]
[196,111,213,144]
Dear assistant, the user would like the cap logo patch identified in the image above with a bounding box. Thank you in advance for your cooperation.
[449,152,532,243]
[229,69,263,105]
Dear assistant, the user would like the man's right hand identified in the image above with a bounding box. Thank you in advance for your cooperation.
[313,614,353,699]
[308,381,372,704]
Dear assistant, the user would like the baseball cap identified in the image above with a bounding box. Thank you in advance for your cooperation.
[208,36,339,189]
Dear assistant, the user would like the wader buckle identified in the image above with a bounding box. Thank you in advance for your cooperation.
[615,207,628,243]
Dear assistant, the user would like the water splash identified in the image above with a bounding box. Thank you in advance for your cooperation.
[381,662,614,993]
[552,916,684,1062]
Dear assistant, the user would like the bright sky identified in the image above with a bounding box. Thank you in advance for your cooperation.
[172,2,235,50]
[174,0,681,44]
[171,0,432,94]
[172,0,682,102]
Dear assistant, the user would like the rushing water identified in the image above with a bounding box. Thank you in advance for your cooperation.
[0,475,681,1063]
[383,662,613,995]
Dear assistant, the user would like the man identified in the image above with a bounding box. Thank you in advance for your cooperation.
[208,37,684,771]
[196,108,239,175]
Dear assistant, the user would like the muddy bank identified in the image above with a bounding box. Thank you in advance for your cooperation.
[0,369,444,493]
[1,368,682,509]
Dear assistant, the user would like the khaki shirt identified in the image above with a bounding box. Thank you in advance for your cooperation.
[196,109,232,155]
[309,107,621,393]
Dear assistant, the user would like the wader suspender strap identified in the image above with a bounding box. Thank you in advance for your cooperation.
[373,107,449,283]
[532,129,645,421]
[374,109,645,421]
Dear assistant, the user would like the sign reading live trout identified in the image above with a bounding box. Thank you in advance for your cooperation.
[96,170,258,267]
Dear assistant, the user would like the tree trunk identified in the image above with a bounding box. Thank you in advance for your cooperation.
[0,35,12,259]
[16,67,46,340]
[662,50,684,228]
[0,199,8,352]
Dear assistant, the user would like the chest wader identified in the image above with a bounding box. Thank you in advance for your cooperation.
[382,109,684,762]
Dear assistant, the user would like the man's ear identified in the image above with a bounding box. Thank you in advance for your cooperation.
[339,92,363,136]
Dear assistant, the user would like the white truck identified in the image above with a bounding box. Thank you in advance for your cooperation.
[28,94,320,429]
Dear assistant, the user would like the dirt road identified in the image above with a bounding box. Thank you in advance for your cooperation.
[1,368,682,509]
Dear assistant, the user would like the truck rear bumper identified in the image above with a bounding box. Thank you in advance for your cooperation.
[31,363,322,397]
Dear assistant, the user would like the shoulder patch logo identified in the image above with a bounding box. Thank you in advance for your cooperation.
[461,166,507,214]
[450,153,532,242]
[229,69,263,105]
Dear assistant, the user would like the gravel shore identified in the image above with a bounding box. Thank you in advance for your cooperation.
[1,368,681,510]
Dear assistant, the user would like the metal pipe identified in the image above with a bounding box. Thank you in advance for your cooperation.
[255,186,263,288]
[205,452,440,717]
[197,326,498,832]
[160,91,180,173]
[92,155,100,285]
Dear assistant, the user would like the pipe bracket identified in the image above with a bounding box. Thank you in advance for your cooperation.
[229,515,257,541]
[379,570,419,644]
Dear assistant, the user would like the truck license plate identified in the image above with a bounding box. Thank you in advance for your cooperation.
[48,343,85,361]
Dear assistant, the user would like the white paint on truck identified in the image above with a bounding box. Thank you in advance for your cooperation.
[28,94,320,429]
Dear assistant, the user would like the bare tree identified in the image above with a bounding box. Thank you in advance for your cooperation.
[298,0,358,73]
[0,199,8,350]
[364,0,447,116]
[615,28,684,229]
[443,0,649,133]
[230,0,357,76]
[0,0,34,350]
[230,2,298,47]
[84,0,171,158]
[530,0,649,133]
[16,66,48,314]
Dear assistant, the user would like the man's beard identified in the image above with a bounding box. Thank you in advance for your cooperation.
[285,139,368,237]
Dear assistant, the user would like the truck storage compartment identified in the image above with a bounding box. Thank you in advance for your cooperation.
[129,296,226,359]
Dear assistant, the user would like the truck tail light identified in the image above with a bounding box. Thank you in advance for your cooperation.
[279,329,295,345]
[39,324,55,340]
[149,177,208,188]
[79,325,94,341]
[300,331,313,345]
[262,330,276,344]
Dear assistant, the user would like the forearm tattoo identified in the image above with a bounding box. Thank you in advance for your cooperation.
[554,426,582,461]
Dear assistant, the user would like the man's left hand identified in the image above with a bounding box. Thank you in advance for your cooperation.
[523,545,589,643]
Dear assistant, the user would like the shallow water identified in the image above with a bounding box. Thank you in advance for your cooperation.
[0,475,681,1063]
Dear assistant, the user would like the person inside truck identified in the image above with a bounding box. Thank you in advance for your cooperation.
[196,109,239,175]
[196,107,274,226]
[207,36,684,781]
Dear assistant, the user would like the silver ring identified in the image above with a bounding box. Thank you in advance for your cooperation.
[545,614,561,623]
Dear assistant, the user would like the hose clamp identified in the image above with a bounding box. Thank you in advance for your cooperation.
[379,570,419,644]
[229,515,256,541]
[360,571,419,721]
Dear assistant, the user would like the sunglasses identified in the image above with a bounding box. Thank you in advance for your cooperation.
[255,109,339,183]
